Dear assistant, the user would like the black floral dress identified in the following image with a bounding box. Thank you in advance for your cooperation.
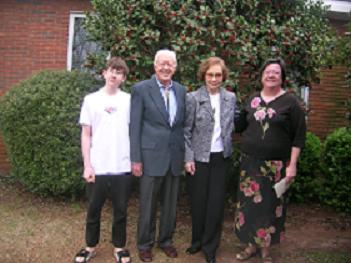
[234,92,306,248]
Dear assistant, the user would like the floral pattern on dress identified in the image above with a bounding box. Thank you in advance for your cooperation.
[239,171,263,203]
[250,96,276,139]
[234,204,246,231]
[275,205,283,217]
[254,226,276,247]
[280,231,286,242]
[235,156,288,248]
[259,160,283,183]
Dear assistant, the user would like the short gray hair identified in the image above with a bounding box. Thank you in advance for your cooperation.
[154,49,177,66]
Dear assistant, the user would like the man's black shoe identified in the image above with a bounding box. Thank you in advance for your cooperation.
[185,245,201,255]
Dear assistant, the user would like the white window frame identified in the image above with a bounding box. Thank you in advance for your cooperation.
[301,86,310,119]
[67,12,86,71]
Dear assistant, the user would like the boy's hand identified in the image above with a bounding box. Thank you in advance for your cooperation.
[83,166,95,183]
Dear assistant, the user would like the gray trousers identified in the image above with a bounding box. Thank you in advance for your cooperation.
[137,170,180,250]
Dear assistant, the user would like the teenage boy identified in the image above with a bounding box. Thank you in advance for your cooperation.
[74,57,132,263]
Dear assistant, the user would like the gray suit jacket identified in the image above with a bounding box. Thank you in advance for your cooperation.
[130,75,186,176]
[184,86,236,163]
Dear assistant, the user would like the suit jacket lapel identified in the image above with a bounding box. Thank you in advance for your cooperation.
[198,86,214,118]
[148,78,170,125]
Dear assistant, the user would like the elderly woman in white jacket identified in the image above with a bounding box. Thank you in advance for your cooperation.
[184,57,236,263]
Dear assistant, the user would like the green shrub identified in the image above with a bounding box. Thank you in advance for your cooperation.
[0,70,100,198]
[291,132,322,202]
[320,127,351,214]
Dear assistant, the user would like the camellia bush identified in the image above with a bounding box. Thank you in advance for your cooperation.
[84,0,337,94]
[226,146,241,202]
[0,71,99,198]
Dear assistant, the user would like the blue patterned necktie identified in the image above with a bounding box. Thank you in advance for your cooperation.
[164,87,170,113]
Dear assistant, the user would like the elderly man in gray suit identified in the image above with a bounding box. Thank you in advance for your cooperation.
[130,49,186,262]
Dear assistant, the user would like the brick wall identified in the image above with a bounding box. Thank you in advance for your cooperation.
[0,0,92,174]
[306,18,350,139]
[308,66,350,139]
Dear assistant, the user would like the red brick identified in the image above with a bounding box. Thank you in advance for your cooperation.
[0,0,92,174]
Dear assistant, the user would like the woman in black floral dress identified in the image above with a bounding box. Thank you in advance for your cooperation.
[234,58,306,263]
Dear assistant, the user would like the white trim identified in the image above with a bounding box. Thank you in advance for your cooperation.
[301,86,310,121]
[67,12,86,71]
[301,86,310,108]
[324,0,351,13]
[315,0,351,20]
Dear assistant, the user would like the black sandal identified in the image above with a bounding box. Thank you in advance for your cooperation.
[73,248,96,263]
[114,249,131,263]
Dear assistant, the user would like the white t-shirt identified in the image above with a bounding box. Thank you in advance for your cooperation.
[209,93,224,152]
[79,88,131,175]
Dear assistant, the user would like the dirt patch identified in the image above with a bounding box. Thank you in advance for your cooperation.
[0,177,350,263]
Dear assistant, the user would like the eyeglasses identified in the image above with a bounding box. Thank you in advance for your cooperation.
[264,70,281,76]
[206,73,222,79]
[156,62,176,69]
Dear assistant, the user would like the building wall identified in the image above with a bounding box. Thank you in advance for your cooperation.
[308,18,351,138]
[0,0,92,174]
[308,66,350,138]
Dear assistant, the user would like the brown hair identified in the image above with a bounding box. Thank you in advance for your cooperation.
[106,57,129,75]
[197,57,229,82]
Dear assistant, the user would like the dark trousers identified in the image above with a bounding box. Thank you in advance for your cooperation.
[137,170,180,250]
[85,174,133,248]
[187,152,229,257]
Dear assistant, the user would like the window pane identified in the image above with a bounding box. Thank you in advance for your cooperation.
[71,16,100,71]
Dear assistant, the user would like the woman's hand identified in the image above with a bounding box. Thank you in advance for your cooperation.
[286,147,301,184]
[185,161,196,176]
[285,162,297,184]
